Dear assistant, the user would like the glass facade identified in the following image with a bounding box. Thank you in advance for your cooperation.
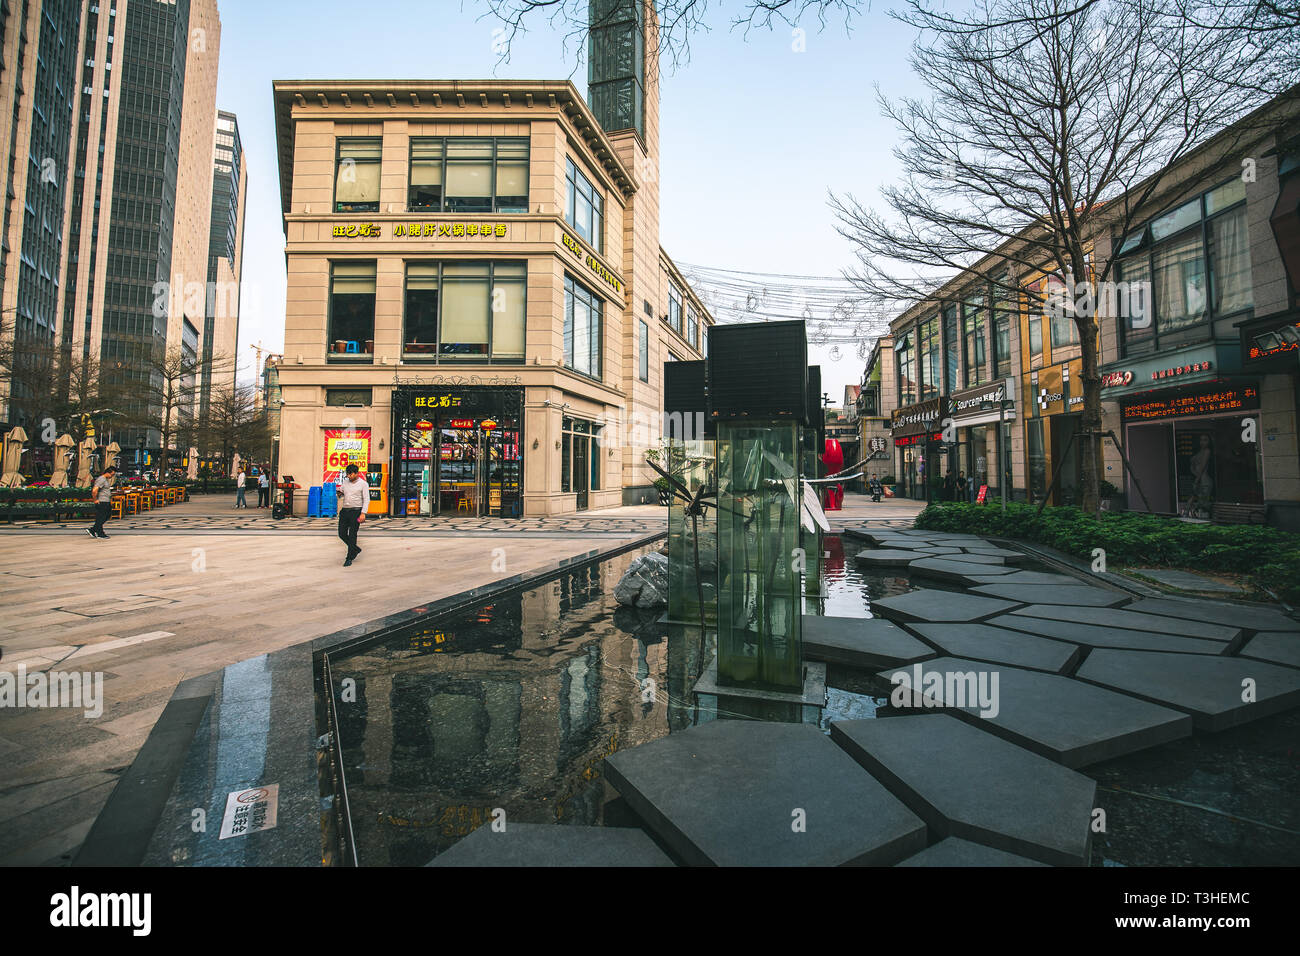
[563,275,602,379]
[408,137,529,214]
[200,111,242,425]
[401,260,526,362]
[587,0,645,138]
[565,156,602,252]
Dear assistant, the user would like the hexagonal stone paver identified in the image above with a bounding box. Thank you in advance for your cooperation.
[896,837,1048,867]
[876,656,1193,768]
[908,622,1082,673]
[909,558,1019,585]
[969,583,1128,608]
[1074,649,1300,732]
[931,552,1009,565]
[987,614,1232,655]
[1123,598,1300,634]
[428,823,675,867]
[960,546,1029,561]
[1240,632,1300,669]
[603,720,926,866]
[802,614,936,669]
[831,713,1095,865]
[1008,605,1240,642]
[969,571,1085,586]
[872,589,1020,624]
[853,549,928,567]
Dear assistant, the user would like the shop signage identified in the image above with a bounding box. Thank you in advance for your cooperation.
[894,431,943,447]
[323,428,371,483]
[413,395,465,409]
[951,381,1010,415]
[447,419,474,429]
[891,397,947,436]
[1150,360,1212,381]
[1246,318,1300,361]
[1102,370,1133,387]
[331,222,510,239]
[1122,386,1260,421]
[561,230,624,296]
[404,447,431,460]
[976,485,988,504]
[1027,359,1080,417]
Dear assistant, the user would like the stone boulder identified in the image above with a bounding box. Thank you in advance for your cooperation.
[615,552,670,608]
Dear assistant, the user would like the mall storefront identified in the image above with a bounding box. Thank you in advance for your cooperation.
[1022,358,1085,506]
[891,397,946,500]
[948,379,1016,502]
[1102,346,1264,517]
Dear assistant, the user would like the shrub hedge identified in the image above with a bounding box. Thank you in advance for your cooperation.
[914,502,1300,604]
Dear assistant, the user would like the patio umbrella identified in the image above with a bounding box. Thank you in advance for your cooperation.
[230,452,241,479]
[0,427,28,488]
[49,434,76,488]
[104,441,121,472]
[187,446,198,480]
[76,437,96,486]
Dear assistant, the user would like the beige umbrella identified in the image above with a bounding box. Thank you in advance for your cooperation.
[186,446,199,480]
[0,427,28,488]
[76,436,96,487]
[104,441,121,472]
[230,452,242,480]
[49,434,76,488]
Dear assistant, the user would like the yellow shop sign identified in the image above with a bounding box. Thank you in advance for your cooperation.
[561,230,623,296]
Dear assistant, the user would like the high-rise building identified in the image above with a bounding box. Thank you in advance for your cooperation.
[199,107,244,424]
[0,0,82,428]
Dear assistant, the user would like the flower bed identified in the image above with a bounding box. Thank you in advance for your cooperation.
[915,502,1300,604]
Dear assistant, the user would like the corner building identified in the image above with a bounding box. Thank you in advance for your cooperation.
[271,6,711,516]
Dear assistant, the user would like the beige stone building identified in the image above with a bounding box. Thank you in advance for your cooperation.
[270,8,712,516]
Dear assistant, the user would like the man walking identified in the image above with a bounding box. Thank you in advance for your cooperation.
[235,467,248,508]
[257,468,271,508]
[337,463,370,566]
[87,466,117,539]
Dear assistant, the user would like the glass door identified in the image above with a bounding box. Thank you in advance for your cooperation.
[439,423,477,516]
[573,434,589,511]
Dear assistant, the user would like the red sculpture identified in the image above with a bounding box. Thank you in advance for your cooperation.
[822,438,843,511]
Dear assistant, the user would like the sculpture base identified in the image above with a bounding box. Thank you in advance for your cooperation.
[693,655,827,724]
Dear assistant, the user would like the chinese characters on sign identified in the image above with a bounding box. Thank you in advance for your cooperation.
[413,395,464,409]
[561,230,624,295]
[323,428,371,483]
[219,785,279,840]
[331,222,510,238]
[1150,360,1212,381]
[1122,387,1259,421]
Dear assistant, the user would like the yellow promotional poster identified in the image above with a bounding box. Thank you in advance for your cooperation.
[323,428,371,483]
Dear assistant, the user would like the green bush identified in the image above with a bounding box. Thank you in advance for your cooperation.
[0,486,93,503]
[915,502,1300,603]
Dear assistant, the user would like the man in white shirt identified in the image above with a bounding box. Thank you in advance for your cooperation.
[337,463,370,566]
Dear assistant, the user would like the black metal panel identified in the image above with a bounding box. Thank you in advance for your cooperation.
[663,359,714,438]
[706,320,808,421]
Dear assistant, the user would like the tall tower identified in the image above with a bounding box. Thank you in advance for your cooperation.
[199,108,244,425]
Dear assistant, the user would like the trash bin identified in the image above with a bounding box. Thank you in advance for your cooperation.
[320,484,338,518]
[307,486,322,517]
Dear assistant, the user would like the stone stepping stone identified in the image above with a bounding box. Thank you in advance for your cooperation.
[960,546,1027,560]
[427,823,674,867]
[604,720,926,866]
[908,546,966,555]
[969,571,1084,586]
[802,614,936,669]
[1137,568,1246,593]
[831,713,1095,865]
[1240,632,1300,669]
[853,549,927,567]
[1009,605,1240,642]
[896,837,1048,867]
[909,558,1019,585]
[876,656,1192,768]
[932,552,1009,565]
[987,614,1232,656]
[970,583,1128,608]
[872,590,1020,624]
[909,622,1082,673]
[1075,649,1300,732]
[1123,598,1300,634]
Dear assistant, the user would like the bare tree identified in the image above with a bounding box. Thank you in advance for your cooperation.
[203,383,270,473]
[122,345,235,465]
[831,0,1295,513]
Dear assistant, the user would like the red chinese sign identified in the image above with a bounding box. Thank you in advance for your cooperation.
[1122,387,1258,421]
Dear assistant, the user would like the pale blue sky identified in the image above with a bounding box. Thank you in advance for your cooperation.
[214,0,928,398]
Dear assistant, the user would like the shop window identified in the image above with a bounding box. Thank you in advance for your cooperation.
[1208,205,1252,316]
[403,261,525,361]
[565,156,603,252]
[335,139,381,213]
[328,261,376,361]
[564,275,602,379]
[638,319,649,382]
[1153,230,1207,336]
[441,263,490,356]
[944,305,959,392]
[403,263,439,357]
[920,314,940,401]
[896,332,916,406]
[407,137,529,213]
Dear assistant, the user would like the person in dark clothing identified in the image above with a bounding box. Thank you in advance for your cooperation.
[942,471,956,502]
[956,471,968,501]
[336,464,370,566]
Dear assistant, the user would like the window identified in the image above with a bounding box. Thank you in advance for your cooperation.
[402,261,526,361]
[920,315,940,400]
[335,139,381,213]
[1208,205,1252,315]
[1026,289,1043,360]
[565,157,603,252]
[1046,277,1080,348]
[638,319,649,382]
[686,305,698,348]
[407,137,529,214]
[963,296,987,385]
[326,388,372,406]
[1152,230,1206,336]
[897,333,917,406]
[943,305,958,392]
[564,275,602,379]
[668,283,682,334]
[1118,254,1154,355]
[404,263,439,355]
[328,261,376,360]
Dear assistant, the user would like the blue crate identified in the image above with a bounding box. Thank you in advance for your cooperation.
[320,485,338,517]
[306,486,322,517]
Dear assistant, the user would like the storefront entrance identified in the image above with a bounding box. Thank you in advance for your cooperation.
[394,386,523,517]
[1124,413,1263,517]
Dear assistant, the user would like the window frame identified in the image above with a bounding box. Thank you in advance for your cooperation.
[327,259,378,363]
[333,138,382,214]
[405,136,530,214]
[565,156,604,253]
[399,260,528,364]
[563,274,603,381]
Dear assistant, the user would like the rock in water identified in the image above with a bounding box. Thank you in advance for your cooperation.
[615,552,670,608]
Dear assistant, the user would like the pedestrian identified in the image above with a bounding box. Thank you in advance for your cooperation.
[257,468,270,508]
[337,463,370,566]
[956,471,968,502]
[868,473,883,502]
[87,465,117,539]
[943,470,956,502]
[235,467,247,508]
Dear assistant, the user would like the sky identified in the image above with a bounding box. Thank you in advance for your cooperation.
[214,0,931,401]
